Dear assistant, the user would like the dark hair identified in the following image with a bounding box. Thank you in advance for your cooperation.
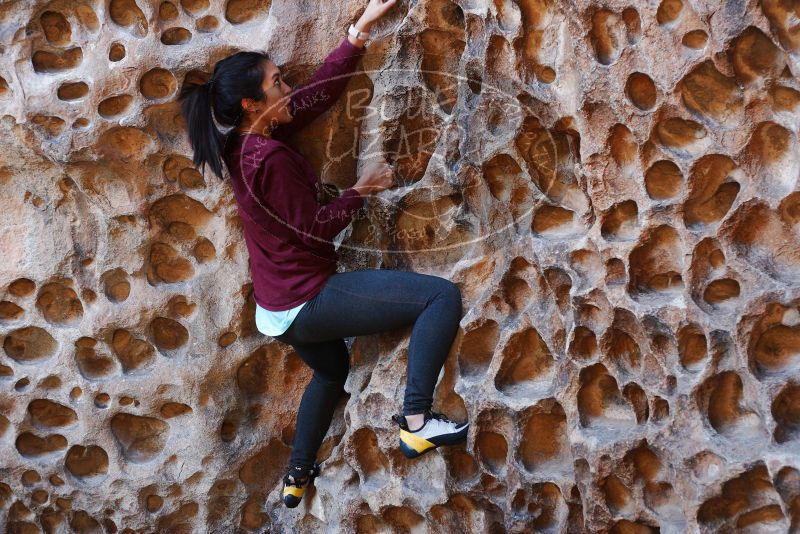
[178,51,271,180]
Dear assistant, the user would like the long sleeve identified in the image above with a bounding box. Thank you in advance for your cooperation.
[259,147,365,247]
[273,36,367,138]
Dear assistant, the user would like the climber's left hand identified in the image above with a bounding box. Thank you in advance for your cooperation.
[356,0,399,31]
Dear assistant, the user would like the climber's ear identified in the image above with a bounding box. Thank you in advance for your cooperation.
[240,97,260,113]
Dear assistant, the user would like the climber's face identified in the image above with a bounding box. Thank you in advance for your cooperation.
[240,59,293,131]
[261,60,294,123]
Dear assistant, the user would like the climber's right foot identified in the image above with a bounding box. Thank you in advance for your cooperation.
[391,409,469,459]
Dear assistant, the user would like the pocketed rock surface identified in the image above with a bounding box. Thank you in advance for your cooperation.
[2,0,800,532]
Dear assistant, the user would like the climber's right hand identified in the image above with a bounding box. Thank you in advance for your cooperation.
[353,156,394,195]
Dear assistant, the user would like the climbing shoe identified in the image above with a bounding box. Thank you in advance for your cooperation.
[391,409,469,459]
[281,462,320,508]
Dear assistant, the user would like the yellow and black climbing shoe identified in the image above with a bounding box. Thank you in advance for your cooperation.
[281,462,320,508]
[391,409,469,459]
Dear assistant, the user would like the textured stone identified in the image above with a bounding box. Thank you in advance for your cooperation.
[1,0,800,532]
[110,413,169,463]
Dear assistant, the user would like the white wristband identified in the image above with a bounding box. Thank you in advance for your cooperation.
[348,23,370,41]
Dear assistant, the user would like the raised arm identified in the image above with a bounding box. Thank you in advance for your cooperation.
[271,36,367,139]
[271,0,399,138]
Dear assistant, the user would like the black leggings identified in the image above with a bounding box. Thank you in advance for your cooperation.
[272,268,463,471]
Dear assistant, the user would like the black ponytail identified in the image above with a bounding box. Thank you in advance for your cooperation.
[178,51,271,180]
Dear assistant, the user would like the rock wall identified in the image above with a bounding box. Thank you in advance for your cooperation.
[1,0,800,532]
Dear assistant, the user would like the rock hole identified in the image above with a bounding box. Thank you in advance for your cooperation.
[225,0,272,24]
[98,94,133,118]
[140,68,177,100]
[57,81,89,101]
[644,159,682,200]
[625,72,656,111]
[32,47,82,73]
[457,319,499,379]
[40,11,71,46]
[109,0,148,37]
[161,27,192,45]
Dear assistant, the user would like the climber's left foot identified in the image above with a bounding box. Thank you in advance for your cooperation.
[282,462,320,508]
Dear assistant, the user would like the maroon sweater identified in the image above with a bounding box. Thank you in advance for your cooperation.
[225,37,367,311]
